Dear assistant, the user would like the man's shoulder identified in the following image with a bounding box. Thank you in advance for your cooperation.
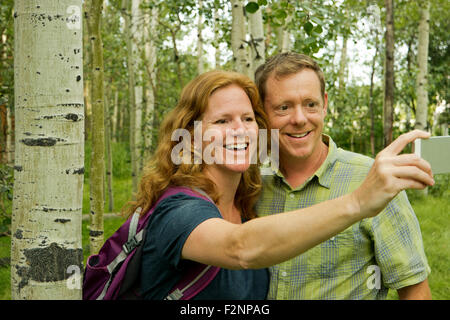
[333,147,375,169]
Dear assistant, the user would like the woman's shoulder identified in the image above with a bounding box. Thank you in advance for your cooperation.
[151,192,221,222]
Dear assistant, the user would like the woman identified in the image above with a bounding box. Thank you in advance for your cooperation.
[124,70,433,299]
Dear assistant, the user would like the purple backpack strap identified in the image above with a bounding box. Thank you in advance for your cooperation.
[159,187,221,300]
[166,264,221,300]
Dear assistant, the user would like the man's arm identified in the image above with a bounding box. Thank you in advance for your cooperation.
[397,279,432,300]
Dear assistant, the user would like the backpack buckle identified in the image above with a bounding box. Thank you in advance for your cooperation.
[122,236,140,255]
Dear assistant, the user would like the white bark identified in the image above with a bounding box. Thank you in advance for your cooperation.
[248,6,265,78]
[144,7,157,159]
[231,0,251,77]
[197,0,204,74]
[414,0,430,132]
[132,0,143,172]
[338,36,348,91]
[122,0,138,194]
[277,13,293,53]
[213,5,220,68]
[112,90,118,142]
[12,0,84,299]
[6,106,13,164]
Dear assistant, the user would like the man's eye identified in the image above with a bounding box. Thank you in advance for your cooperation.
[278,105,288,111]
[307,102,318,108]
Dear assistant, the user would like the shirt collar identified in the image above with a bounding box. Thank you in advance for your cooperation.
[273,134,338,190]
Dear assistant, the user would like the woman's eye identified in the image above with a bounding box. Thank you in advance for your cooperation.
[214,119,227,124]
[245,117,254,122]
[278,105,288,111]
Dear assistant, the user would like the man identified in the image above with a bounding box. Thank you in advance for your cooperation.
[255,52,431,300]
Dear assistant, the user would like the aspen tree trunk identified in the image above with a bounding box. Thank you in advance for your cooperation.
[86,0,105,254]
[213,4,220,68]
[338,36,348,92]
[112,90,119,142]
[383,0,394,147]
[231,0,251,77]
[12,0,84,299]
[277,12,292,53]
[132,0,143,173]
[144,7,157,159]
[83,1,92,142]
[121,0,138,196]
[248,6,265,78]
[415,0,430,196]
[197,0,204,75]
[104,87,114,213]
[369,33,379,157]
[6,106,13,165]
[414,0,430,132]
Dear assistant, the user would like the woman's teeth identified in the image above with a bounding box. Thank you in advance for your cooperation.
[225,143,248,151]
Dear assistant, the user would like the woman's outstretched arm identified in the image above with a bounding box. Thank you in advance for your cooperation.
[182,130,434,269]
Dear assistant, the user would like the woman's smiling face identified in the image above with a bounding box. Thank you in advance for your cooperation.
[200,84,259,173]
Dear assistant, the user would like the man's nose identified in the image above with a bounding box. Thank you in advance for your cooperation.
[290,105,307,126]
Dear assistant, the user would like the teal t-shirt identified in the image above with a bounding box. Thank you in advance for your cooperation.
[140,193,269,300]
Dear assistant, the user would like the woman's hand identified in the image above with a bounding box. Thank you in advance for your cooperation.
[352,130,434,219]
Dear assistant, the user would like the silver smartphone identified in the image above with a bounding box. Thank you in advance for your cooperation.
[414,136,450,174]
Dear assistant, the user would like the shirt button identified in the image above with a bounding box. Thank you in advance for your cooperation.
[281,271,288,277]
[289,193,295,198]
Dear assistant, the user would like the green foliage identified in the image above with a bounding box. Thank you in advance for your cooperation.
[0,164,12,234]
[0,1,14,109]
[245,2,260,14]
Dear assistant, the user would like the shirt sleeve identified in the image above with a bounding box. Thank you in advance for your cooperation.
[146,193,222,270]
[366,191,431,290]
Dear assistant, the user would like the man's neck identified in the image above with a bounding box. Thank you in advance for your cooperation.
[280,140,329,189]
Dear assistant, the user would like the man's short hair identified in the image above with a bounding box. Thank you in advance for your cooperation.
[255,52,326,103]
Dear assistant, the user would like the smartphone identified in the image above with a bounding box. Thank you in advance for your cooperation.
[414,136,450,174]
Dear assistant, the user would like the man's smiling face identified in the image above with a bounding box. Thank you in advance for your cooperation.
[263,68,328,164]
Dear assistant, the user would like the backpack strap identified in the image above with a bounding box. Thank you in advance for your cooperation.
[95,207,144,300]
[166,265,221,300]
[164,187,220,300]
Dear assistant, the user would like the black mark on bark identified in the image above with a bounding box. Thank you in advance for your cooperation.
[54,218,71,224]
[20,137,57,147]
[64,113,79,121]
[17,243,83,291]
[66,167,84,175]
[89,230,104,237]
[14,229,23,239]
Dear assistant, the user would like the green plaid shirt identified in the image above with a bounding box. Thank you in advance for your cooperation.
[256,135,430,300]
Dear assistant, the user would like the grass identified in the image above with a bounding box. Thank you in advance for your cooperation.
[0,182,449,299]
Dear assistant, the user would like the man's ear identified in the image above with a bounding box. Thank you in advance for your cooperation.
[323,92,328,116]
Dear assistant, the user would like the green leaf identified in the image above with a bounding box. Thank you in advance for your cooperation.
[245,2,259,13]
[257,0,268,6]
[304,37,316,45]
[310,16,322,25]
[275,9,287,20]
[314,24,323,34]
[304,21,313,35]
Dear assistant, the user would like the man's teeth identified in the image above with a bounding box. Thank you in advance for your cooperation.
[288,132,309,138]
[225,143,248,150]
